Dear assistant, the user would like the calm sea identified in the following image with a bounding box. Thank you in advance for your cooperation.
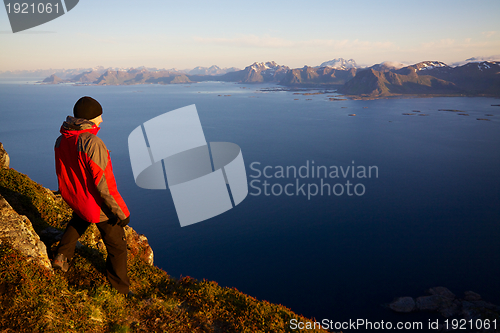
[1,79,499,329]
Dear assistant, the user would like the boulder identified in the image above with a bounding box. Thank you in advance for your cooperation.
[125,225,154,265]
[39,226,64,243]
[389,297,415,313]
[416,295,443,311]
[390,287,500,323]
[439,299,460,318]
[464,291,482,302]
[0,194,52,270]
[462,300,500,320]
[0,146,154,271]
[76,223,154,266]
[417,291,459,317]
[0,142,9,169]
[427,286,456,299]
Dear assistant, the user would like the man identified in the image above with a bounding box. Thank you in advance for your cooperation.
[53,96,132,296]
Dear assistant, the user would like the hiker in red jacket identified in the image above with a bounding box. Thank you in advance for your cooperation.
[53,96,132,296]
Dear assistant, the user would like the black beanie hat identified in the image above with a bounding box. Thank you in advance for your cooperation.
[73,96,103,120]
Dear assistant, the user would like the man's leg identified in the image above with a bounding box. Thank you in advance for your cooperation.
[57,213,91,260]
[96,221,130,294]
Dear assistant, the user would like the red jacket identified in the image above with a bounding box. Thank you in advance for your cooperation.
[55,116,130,223]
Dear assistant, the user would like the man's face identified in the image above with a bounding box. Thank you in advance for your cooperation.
[92,115,103,127]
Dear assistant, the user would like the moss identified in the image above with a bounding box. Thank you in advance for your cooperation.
[0,168,72,232]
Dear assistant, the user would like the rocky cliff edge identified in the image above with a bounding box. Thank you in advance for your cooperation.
[0,143,326,332]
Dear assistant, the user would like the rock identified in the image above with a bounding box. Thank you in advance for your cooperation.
[0,143,9,169]
[439,299,460,318]
[76,223,154,265]
[465,300,500,313]
[389,287,500,326]
[460,300,499,321]
[124,226,154,265]
[389,297,415,313]
[416,295,443,311]
[0,156,154,270]
[0,194,52,270]
[416,295,459,317]
[96,239,106,251]
[464,291,482,301]
[427,286,456,300]
[39,226,64,242]
[461,301,480,320]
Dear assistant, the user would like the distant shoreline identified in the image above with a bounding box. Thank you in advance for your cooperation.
[2,59,500,99]
[2,78,500,101]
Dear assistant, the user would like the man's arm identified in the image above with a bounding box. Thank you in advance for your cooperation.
[84,135,130,221]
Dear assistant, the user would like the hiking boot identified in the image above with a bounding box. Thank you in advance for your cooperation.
[52,253,69,272]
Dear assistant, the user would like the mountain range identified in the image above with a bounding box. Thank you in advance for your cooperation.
[0,65,239,79]
[40,61,291,86]
[338,60,500,97]
[6,58,500,98]
[186,65,240,76]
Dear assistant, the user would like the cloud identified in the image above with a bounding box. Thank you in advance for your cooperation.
[421,32,499,50]
[193,35,294,48]
[419,37,500,51]
[420,38,456,49]
[192,35,395,51]
[465,55,500,62]
[76,33,119,45]
[379,61,408,69]
[482,31,497,38]
[448,54,500,67]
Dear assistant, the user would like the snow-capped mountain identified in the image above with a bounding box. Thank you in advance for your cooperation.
[474,61,498,71]
[243,61,289,81]
[217,61,290,83]
[369,61,407,71]
[187,65,239,76]
[339,60,500,97]
[246,61,283,73]
[319,58,359,69]
[450,55,500,67]
[413,61,448,71]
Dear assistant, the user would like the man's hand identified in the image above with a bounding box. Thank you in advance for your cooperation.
[107,215,129,227]
[118,216,130,227]
[108,215,118,226]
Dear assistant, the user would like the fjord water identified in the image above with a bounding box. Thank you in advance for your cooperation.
[1,80,499,325]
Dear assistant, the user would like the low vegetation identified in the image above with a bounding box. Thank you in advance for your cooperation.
[0,168,327,332]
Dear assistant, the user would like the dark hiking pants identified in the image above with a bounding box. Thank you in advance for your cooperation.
[57,213,130,294]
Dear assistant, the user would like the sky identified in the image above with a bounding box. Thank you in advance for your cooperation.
[1,0,500,71]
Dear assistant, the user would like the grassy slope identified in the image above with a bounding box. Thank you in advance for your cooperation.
[0,168,328,333]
